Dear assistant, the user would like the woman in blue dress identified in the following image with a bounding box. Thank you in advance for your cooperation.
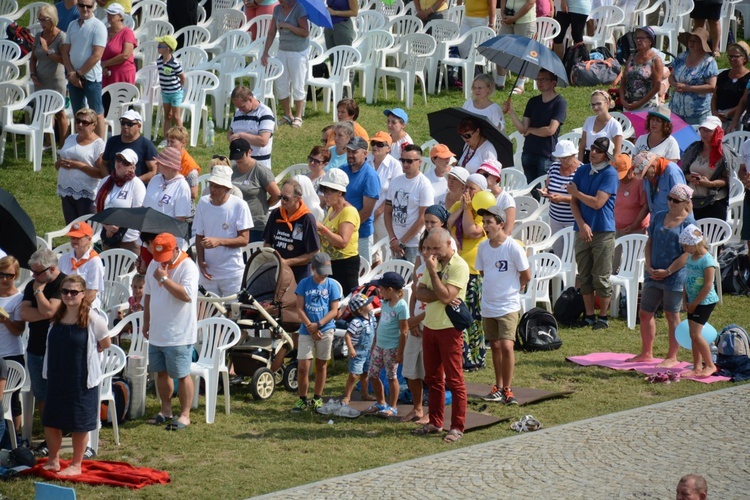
[43,275,110,476]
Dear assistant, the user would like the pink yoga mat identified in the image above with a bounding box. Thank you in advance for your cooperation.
[566,352,731,383]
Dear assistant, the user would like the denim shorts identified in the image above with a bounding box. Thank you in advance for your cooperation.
[149,344,193,379]
[348,348,371,375]
[27,352,47,402]
[162,90,184,106]
[68,79,104,114]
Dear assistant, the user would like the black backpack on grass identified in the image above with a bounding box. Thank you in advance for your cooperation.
[563,42,589,81]
[516,308,562,351]
[553,287,585,326]
[719,244,750,296]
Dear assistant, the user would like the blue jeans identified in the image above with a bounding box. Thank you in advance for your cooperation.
[68,79,104,114]
[521,151,552,184]
[27,352,47,402]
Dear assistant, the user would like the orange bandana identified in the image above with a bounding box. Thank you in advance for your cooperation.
[165,251,189,271]
[276,201,311,231]
[70,249,99,270]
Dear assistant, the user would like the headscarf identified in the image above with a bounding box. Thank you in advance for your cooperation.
[425,204,449,225]
[294,175,325,222]
[466,173,488,191]
[679,224,704,245]
[669,183,694,202]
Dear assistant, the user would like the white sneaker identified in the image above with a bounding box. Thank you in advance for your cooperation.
[334,403,361,419]
[316,399,340,415]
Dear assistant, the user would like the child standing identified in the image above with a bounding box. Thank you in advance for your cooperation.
[384,108,413,160]
[293,252,341,412]
[680,224,720,378]
[364,272,409,418]
[462,74,505,131]
[342,293,377,406]
[155,35,185,148]
[127,274,145,314]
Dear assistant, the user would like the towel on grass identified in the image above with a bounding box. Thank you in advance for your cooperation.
[23,459,170,489]
[567,352,731,383]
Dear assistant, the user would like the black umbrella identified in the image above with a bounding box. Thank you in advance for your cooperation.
[427,107,515,168]
[0,188,37,267]
[90,207,189,239]
[478,34,569,98]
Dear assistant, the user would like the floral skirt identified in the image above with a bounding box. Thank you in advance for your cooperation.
[463,273,485,370]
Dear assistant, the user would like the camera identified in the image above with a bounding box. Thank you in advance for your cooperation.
[504,7,515,16]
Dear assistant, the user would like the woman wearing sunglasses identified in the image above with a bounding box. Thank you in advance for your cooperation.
[0,256,26,442]
[42,275,110,477]
[629,184,695,368]
[305,145,331,195]
[456,117,497,175]
[30,4,68,147]
[56,108,106,224]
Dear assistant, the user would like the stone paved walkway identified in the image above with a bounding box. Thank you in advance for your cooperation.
[258,383,750,499]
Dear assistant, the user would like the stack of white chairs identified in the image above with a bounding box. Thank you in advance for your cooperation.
[355,10,386,35]
[520,253,561,313]
[133,64,162,141]
[135,19,174,45]
[609,234,648,329]
[307,46,361,121]
[437,26,495,99]
[89,344,127,453]
[423,19,460,95]
[352,30,394,104]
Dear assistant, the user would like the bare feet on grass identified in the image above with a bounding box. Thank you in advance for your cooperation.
[656,357,679,368]
[400,409,424,422]
[414,414,430,425]
[699,366,718,378]
[58,465,82,476]
[42,460,60,472]
[626,353,653,363]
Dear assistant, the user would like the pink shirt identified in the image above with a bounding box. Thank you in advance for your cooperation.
[615,177,650,231]
[102,27,137,88]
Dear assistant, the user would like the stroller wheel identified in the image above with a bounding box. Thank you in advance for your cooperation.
[283,362,298,392]
[251,367,276,400]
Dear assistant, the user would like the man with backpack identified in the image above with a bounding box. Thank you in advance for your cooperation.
[475,206,530,404]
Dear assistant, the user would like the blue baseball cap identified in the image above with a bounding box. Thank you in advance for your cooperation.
[371,271,405,289]
[383,108,408,124]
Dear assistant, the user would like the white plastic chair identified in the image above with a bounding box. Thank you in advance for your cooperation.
[355,10,386,34]
[437,26,495,99]
[227,56,284,124]
[375,0,404,20]
[621,139,636,157]
[89,344,126,452]
[275,163,309,184]
[99,249,138,289]
[544,226,577,303]
[135,19,174,46]
[639,0,692,55]
[197,294,229,321]
[534,16,561,49]
[133,64,161,140]
[723,131,750,157]
[197,52,245,129]
[102,83,140,137]
[500,168,529,192]
[509,131,524,169]
[0,89,63,172]
[359,256,371,281]
[610,111,635,141]
[203,28,252,59]
[131,0,168,23]
[698,218,731,304]
[514,196,541,221]
[206,8,249,41]
[583,5,625,52]
[307,46,361,121]
[0,39,20,62]
[190,317,241,424]
[728,198,743,243]
[352,30,395,104]
[0,0,17,17]
[512,220,552,256]
[43,214,101,248]
[133,40,159,71]
[173,25,211,50]
[374,33,435,109]
[444,5,465,26]
[244,14,274,43]
[176,70,219,147]
[0,82,24,155]
[101,280,130,327]
[719,0,742,52]
[423,19,460,95]
[370,236,393,265]
[173,46,209,73]
[520,253,561,313]
[2,360,24,449]
[558,131,583,151]
[609,234,648,329]
[363,259,414,302]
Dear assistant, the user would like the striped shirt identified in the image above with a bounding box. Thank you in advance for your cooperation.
[547,162,576,224]
[229,101,275,163]
[157,55,183,94]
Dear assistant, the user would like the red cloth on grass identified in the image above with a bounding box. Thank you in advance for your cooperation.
[24,459,171,489]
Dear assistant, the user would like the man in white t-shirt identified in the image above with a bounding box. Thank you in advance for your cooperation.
[143,233,198,430]
[194,165,253,296]
[475,206,530,406]
[385,144,435,263]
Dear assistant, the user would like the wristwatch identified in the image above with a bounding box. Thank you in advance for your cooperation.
[158,276,168,284]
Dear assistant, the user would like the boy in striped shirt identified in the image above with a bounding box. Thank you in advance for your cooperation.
[155,35,185,148]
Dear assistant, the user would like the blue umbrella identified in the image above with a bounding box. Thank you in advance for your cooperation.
[298,0,333,29]
[478,34,569,94]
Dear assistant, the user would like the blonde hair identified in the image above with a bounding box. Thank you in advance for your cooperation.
[590,89,613,109]
[166,126,189,144]
[75,108,97,123]
[39,4,59,27]
[472,73,495,91]
[0,255,20,277]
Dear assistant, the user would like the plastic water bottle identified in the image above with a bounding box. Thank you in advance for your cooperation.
[711,343,718,363]
[207,119,215,148]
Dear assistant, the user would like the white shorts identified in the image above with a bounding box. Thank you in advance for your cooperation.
[458,16,489,58]
[401,331,425,380]
[297,329,334,360]
[275,48,310,102]
[199,273,244,298]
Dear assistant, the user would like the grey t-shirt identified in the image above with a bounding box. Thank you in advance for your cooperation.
[33,30,67,95]
[232,164,275,231]
[273,2,310,52]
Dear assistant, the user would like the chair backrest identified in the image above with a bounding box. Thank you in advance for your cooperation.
[664,0,693,24]
[99,248,138,285]
[698,217,732,257]
[613,234,648,279]
[728,198,743,242]
[173,46,209,73]
[386,14,423,41]
[109,311,146,356]
[101,280,130,313]
[366,259,414,285]
[534,16,561,47]
[182,70,219,105]
[44,214,99,248]
[325,45,362,79]
[210,8,247,39]
[1,360,24,415]
[0,82,23,122]
[99,344,127,394]
[558,131,582,150]
[0,0,17,17]
[512,220,552,247]
[0,39,20,61]
[509,130,524,167]
[444,5,464,25]
[173,25,211,49]
[197,294,228,321]
[457,26,495,62]
[242,241,265,263]
[353,30,394,67]
[248,56,284,99]
[0,60,18,81]
[134,40,160,67]
[424,19,460,44]
[621,139,635,157]
[275,163,309,184]
[609,111,634,138]
[103,82,140,134]
[526,253,561,298]
[359,255,371,279]
[131,0,168,22]
[135,19,174,45]
[729,175,743,202]
[213,29,252,54]
[356,10,386,33]
[135,64,160,102]
[375,0,404,19]
[246,14,273,41]
[723,131,750,157]
[195,317,241,369]
[588,5,625,32]
[514,196,541,221]
[500,168,528,191]
[26,90,64,129]
[546,226,576,266]
[399,33,435,71]
[371,237,392,264]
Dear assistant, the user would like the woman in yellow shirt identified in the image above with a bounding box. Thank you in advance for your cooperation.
[447,173,488,371]
[316,169,360,296]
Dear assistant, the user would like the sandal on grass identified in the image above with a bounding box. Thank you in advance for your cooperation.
[411,423,441,436]
[510,415,542,433]
[377,405,397,418]
[280,115,293,126]
[364,403,386,415]
[292,117,303,128]
[147,413,173,425]
[443,429,463,443]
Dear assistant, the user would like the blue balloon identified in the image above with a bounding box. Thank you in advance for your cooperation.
[675,320,718,350]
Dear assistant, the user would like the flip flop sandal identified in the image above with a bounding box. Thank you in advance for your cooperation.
[165,421,189,431]
[377,405,397,418]
[443,429,463,443]
[147,413,173,425]
[280,115,293,126]
[292,117,303,128]
[411,424,442,436]
[364,403,386,415]
[512,87,524,95]
[511,415,542,432]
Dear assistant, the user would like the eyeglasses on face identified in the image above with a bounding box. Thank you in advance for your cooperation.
[370,141,387,149]
[399,157,420,165]
[307,156,325,165]
[479,171,491,178]
[119,119,138,127]
[0,272,16,279]
[590,101,606,108]
[115,157,134,166]
[459,130,477,139]
[157,44,169,49]
[280,194,297,202]
[320,187,337,194]
[76,118,94,126]
[78,3,94,9]
[37,16,50,22]
[667,196,685,203]
[61,288,83,296]
[31,266,51,276]
[728,54,744,59]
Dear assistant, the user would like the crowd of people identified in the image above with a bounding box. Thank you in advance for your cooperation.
[2,0,750,467]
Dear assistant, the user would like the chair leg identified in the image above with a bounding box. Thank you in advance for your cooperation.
[21,389,33,440]
[109,399,120,445]
[8,418,17,449]
[610,284,621,318]
[191,375,200,409]
[89,423,100,454]
[33,131,42,172]
[205,374,218,424]
[222,370,231,415]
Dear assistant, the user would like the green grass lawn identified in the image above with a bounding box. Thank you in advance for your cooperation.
[1,3,747,497]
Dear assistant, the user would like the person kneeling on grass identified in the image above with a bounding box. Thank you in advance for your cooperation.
[292,252,341,413]
[475,205,531,405]
[680,224,719,378]
[341,293,377,406]
[363,272,409,418]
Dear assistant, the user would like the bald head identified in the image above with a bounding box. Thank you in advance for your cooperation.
[677,474,707,500]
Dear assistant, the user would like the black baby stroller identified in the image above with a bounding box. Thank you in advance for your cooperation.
[229,248,298,400]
